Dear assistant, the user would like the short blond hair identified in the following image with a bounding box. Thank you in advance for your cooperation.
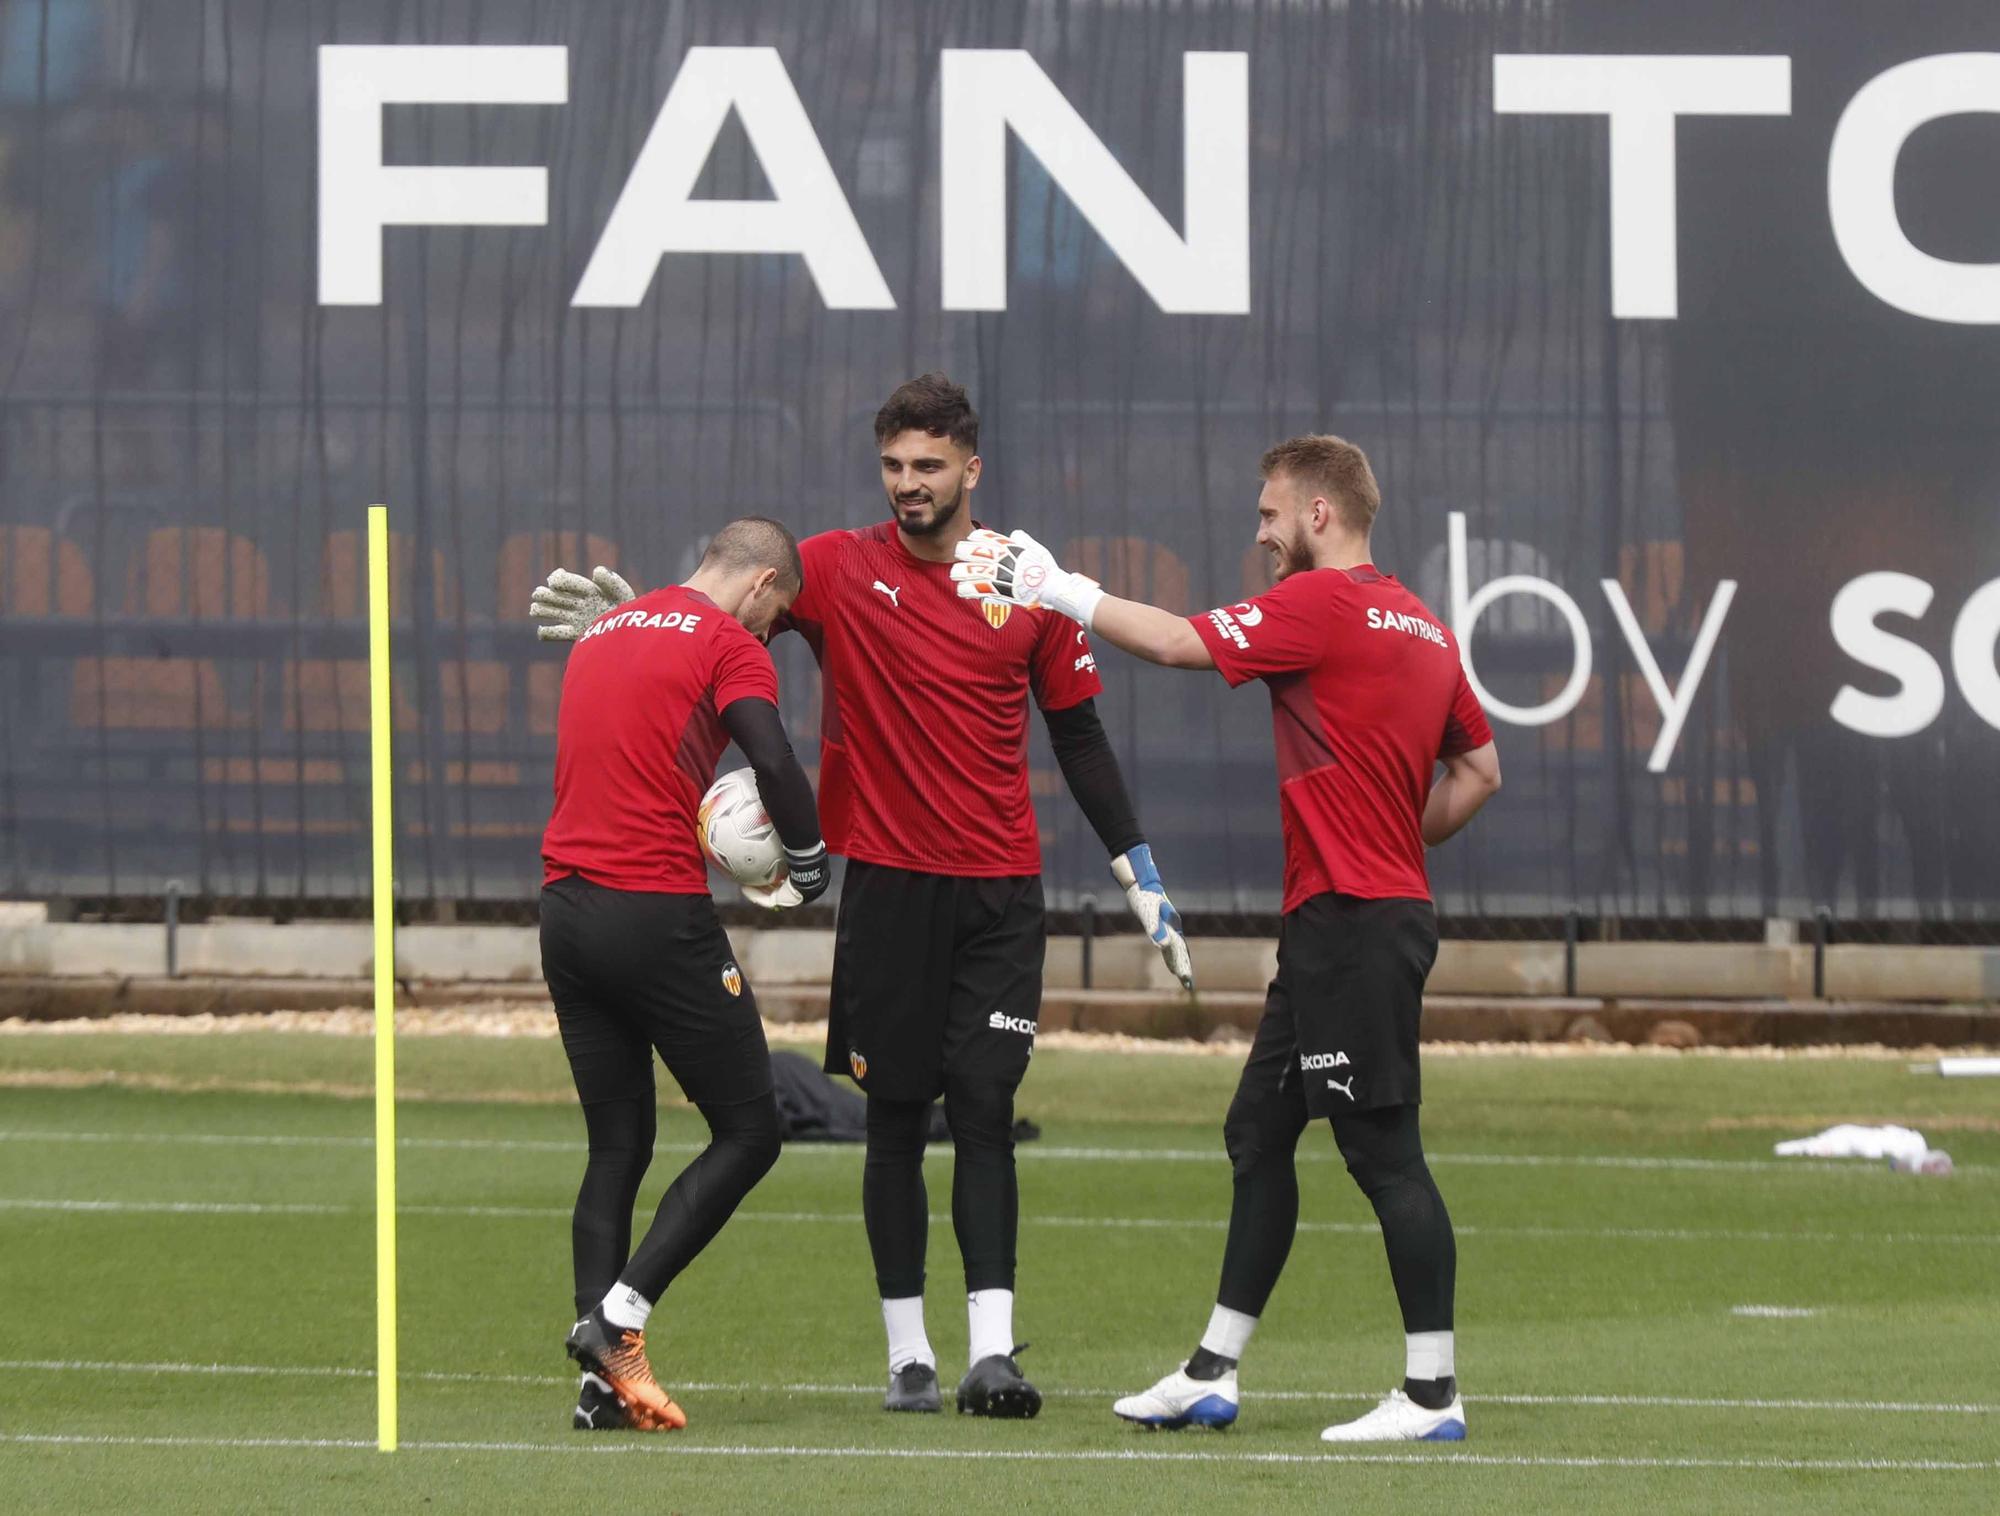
[1259,434,1380,534]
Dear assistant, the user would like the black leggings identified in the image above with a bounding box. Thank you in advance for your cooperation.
[862,1079,1018,1298]
[570,1088,782,1315]
[542,881,785,1316]
[1217,1090,1455,1334]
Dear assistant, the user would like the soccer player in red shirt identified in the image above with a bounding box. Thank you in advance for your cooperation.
[541,518,829,1433]
[530,375,1192,1418]
[953,435,1502,1444]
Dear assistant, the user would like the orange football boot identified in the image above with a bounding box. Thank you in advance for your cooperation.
[565,1310,688,1431]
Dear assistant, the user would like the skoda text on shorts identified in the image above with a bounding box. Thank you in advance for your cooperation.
[953,434,1503,1445]
[540,518,829,1432]
[530,374,1189,1419]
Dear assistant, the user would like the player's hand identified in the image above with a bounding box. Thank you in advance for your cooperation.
[950,529,1105,627]
[743,843,830,910]
[529,565,637,642]
[1111,843,1195,994]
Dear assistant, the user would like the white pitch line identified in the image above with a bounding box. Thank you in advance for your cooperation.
[0,1197,349,1216]
[1731,1305,1822,1319]
[2,1360,1992,1415]
[6,1129,1980,1177]
[2,1431,1993,1472]
[3,1196,1995,1246]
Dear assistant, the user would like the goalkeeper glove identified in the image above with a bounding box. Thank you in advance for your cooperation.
[1111,843,1194,994]
[743,842,830,910]
[950,529,1106,628]
[529,565,637,642]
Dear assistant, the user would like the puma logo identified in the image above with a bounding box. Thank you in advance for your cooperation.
[1327,1075,1356,1100]
[872,580,902,608]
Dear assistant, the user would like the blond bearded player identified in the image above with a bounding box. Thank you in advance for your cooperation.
[530,374,1192,1417]
[954,435,1501,1444]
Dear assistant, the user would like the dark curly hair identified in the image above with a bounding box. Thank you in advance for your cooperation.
[873,372,979,452]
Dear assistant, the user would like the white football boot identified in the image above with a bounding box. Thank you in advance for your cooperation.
[1112,1363,1239,1430]
[1320,1388,1466,1443]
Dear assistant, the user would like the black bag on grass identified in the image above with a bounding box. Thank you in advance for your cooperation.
[768,1051,1038,1145]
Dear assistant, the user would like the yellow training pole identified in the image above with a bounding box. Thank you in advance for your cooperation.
[366,504,399,1452]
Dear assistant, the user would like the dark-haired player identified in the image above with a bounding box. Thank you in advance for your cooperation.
[955,435,1500,1443]
[541,517,829,1431]
[531,375,1191,1418]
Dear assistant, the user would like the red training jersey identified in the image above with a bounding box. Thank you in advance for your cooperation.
[542,585,779,893]
[1188,566,1492,911]
[781,522,1102,875]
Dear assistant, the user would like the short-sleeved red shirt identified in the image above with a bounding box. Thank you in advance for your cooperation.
[781,523,1102,875]
[542,585,779,894]
[1188,566,1493,911]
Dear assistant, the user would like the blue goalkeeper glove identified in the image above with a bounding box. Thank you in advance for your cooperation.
[1111,843,1194,994]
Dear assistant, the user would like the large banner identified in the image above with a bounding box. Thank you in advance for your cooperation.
[2,1,1997,920]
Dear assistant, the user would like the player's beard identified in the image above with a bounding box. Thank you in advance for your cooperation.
[1270,527,1313,580]
[894,481,965,537]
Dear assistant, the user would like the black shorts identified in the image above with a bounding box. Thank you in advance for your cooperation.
[824,860,1045,1103]
[1236,892,1438,1119]
[539,875,772,1110]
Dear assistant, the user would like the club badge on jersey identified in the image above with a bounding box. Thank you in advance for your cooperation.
[982,601,1013,630]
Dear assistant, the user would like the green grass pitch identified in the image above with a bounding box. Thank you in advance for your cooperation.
[0,1028,1995,1512]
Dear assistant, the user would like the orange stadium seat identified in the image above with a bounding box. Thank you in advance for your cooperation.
[1064,536,1191,613]
[497,531,621,734]
[285,530,505,735]
[0,527,92,616]
[70,528,268,730]
[1240,544,1277,600]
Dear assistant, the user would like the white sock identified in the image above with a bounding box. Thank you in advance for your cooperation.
[966,1288,1016,1365]
[1198,1303,1258,1364]
[599,1283,653,1332]
[882,1295,935,1373]
[1405,1330,1455,1383]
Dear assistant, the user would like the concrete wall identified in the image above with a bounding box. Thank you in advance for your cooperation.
[2,918,1997,1002]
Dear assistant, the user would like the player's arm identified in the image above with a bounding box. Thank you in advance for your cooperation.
[1085,596,1215,671]
[949,530,1212,670]
[1041,699,1194,993]
[1422,741,1501,847]
[718,696,830,907]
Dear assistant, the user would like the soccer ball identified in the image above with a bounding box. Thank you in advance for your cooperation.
[698,767,786,888]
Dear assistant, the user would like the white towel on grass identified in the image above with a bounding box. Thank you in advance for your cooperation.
[1772,1123,1930,1161]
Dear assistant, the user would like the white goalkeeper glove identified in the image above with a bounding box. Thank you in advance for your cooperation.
[529,565,637,642]
[742,843,830,911]
[1111,843,1194,994]
[950,529,1106,628]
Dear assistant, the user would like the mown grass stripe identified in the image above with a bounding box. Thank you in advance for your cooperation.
[5,1129,1982,1176]
[3,1431,1994,1472]
[4,1195,1994,1246]
[2,1359,1993,1414]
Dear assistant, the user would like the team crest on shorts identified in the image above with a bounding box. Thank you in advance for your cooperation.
[848,1048,868,1081]
[982,600,1012,630]
[721,964,742,997]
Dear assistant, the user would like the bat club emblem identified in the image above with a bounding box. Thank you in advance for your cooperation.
[721,964,742,997]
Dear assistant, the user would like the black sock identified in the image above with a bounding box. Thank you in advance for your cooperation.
[1403,1373,1457,1410]
[1185,1347,1238,1381]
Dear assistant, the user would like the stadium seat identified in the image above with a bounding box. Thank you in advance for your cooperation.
[1064,536,1190,613]
[1617,541,1686,635]
[1240,544,1277,600]
[317,527,466,621]
[497,531,621,735]
[69,527,268,730]
[286,530,505,734]
[0,527,92,616]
